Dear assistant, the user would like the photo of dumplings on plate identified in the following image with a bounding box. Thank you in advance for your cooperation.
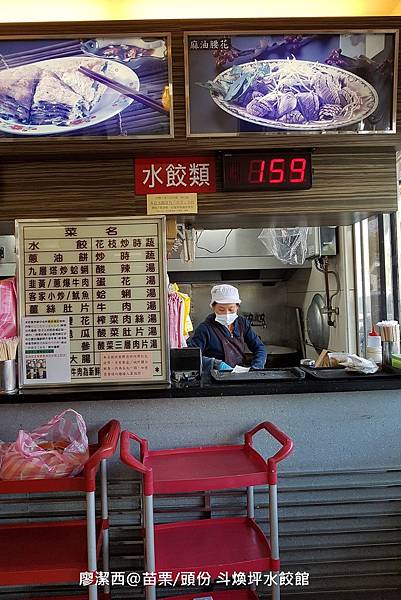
[0,36,171,138]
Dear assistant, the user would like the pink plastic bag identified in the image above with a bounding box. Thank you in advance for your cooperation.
[0,277,17,338]
[0,409,89,480]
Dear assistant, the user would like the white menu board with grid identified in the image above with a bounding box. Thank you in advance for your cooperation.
[16,217,169,387]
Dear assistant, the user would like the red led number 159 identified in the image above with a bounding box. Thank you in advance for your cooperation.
[248,157,307,185]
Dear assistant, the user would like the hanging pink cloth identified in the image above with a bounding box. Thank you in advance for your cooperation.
[168,292,187,349]
[0,277,17,338]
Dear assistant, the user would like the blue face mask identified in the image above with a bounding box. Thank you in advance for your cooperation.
[215,313,238,327]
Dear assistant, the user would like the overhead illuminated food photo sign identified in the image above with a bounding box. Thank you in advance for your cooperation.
[184,30,398,136]
[0,34,173,139]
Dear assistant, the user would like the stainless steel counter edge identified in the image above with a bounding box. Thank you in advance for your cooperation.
[1,376,401,403]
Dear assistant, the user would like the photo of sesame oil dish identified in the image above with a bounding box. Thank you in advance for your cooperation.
[208,59,378,130]
[187,32,396,135]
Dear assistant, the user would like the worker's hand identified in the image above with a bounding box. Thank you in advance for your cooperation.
[218,361,233,371]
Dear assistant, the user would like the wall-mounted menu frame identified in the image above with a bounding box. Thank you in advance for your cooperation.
[184,30,399,137]
[16,216,169,388]
[0,33,173,139]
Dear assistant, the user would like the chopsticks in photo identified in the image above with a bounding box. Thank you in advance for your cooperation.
[78,66,168,115]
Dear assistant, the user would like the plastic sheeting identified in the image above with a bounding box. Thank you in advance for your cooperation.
[258,227,310,265]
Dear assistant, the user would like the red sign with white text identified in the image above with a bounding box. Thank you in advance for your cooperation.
[135,157,216,194]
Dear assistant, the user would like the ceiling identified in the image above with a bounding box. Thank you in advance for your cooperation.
[1,0,401,21]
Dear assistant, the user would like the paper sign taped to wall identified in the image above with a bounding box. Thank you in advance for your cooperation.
[101,351,153,380]
[147,193,198,214]
[22,316,71,385]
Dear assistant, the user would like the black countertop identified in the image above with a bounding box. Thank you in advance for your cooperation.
[1,372,401,404]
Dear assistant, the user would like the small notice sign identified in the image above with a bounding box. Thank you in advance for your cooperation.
[100,351,153,380]
[22,316,71,385]
[147,193,198,215]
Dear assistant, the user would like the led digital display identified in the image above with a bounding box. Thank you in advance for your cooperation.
[222,151,313,191]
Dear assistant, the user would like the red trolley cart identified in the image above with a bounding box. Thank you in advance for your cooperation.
[0,419,121,600]
[120,421,293,600]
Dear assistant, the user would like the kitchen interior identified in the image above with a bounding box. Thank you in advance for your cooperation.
[0,219,352,370]
[168,223,354,367]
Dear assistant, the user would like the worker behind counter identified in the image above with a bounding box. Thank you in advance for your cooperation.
[187,284,267,372]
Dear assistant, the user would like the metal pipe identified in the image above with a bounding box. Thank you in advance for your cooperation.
[247,486,256,591]
[315,257,340,326]
[86,490,98,600]
[323,258,331,316]
[144,494,156,600]
[390,212,400,322]
[101,459,110,596]
[361,218,373,353]
[247,486,255,518]
[269,483,280,600]
[353,222,366,355]
[295,307,306,359]
[383,213,395,320]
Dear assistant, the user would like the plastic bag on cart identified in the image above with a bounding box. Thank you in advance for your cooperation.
[258,227,310,265]
[0,409,89,480]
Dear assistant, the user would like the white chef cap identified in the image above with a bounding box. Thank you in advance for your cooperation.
[210,284,241,307]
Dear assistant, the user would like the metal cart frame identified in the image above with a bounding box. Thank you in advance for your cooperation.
[121,421,293,600]
[0,419,121,600]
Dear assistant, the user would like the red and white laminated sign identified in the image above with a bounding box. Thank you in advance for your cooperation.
[135,156,216,194]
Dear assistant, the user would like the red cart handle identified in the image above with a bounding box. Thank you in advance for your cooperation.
[120,430,153,496]
[84,419,121,490]
[97,419,121,456]
[245,421,294,484]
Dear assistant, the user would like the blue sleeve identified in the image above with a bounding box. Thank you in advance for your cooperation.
[244,320,267,369]
[188,324,216,372]
[201,356,216,372]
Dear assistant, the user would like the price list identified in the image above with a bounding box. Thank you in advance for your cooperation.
[16,217,168,387]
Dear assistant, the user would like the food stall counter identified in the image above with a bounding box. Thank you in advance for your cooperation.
[2,371,401,404]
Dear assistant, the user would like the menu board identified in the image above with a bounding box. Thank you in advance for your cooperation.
[185,30,398,136]
[0,35,173,139]
[16,217,169,387]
